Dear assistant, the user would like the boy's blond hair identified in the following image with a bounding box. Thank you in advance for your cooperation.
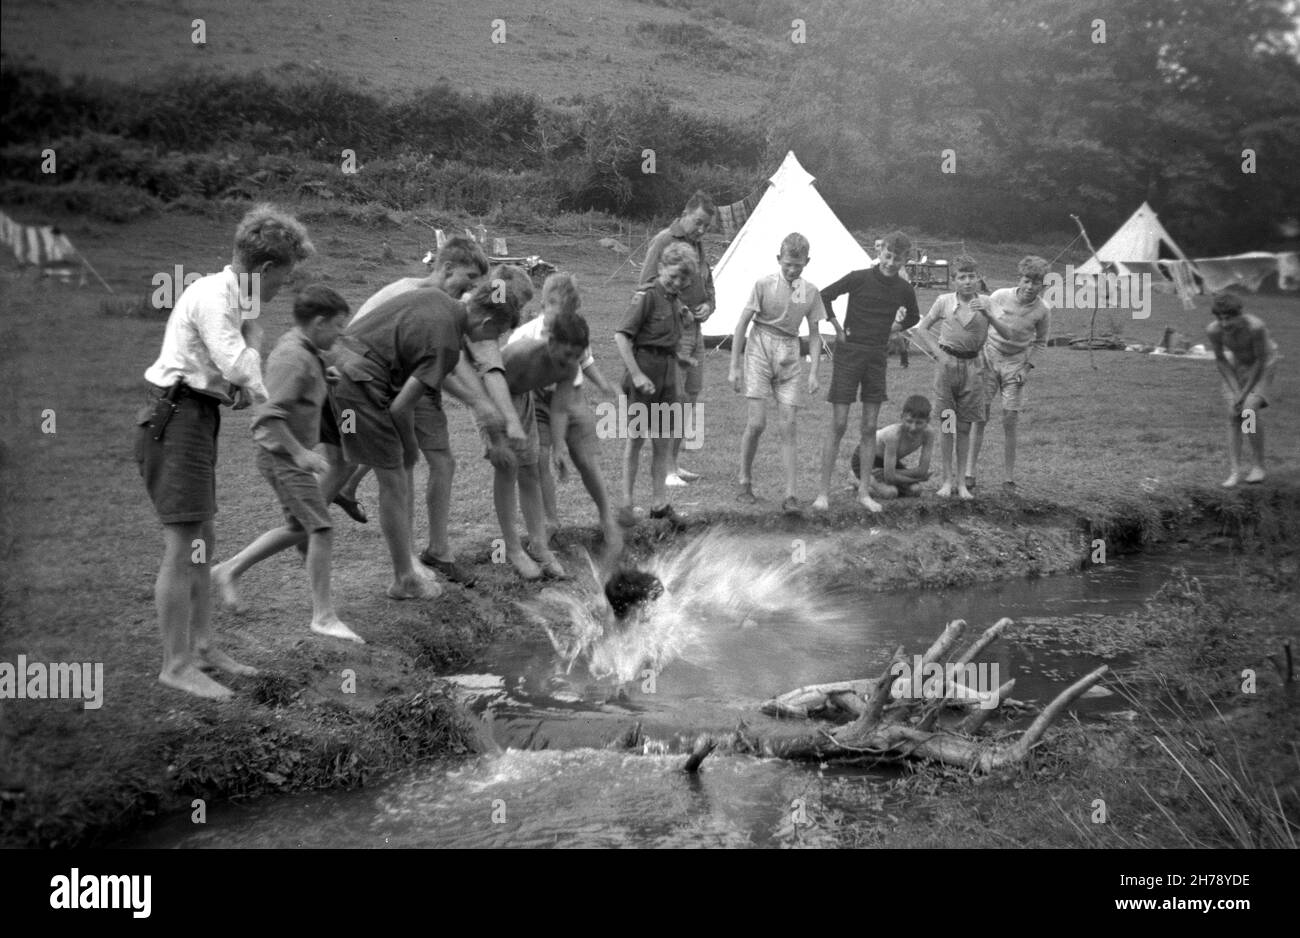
[659,241,698,274]
[234,203,314,269]
[541,272,582,316]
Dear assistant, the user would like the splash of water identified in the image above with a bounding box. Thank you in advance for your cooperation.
[518,530,847,685]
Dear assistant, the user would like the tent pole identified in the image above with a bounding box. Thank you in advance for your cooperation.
[1070,214,1101,371]
[78,253,115,294]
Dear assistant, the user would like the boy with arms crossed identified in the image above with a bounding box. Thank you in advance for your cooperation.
[850,395,935,498]
[814,231,920,512]
[728,232,824,512]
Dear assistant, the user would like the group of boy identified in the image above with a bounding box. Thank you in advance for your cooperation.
[138,206,621,699]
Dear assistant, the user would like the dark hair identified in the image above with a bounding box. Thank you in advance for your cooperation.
[882,231,912,257]
[901,394,932,419]
[466,264,534,331]
[1212,292,1243,316]
[684,190,715,217]
[436,236,489,275]
[292,284,349,325]
[605,568,664,620]
[549,308,590,348]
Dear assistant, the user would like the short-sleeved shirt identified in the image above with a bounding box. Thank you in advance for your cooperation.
[925,293,991,354]
[985,288,1051,356]
[251,330,329,455]
[820,267,919,350]
[638,221,714,311]
[349,277,437,325]
[501,337,580,396]
[506,314,594,388]
[744,272,826,337]
[332,288,465,395]
[143,266,266,404]
[617,280,684,350]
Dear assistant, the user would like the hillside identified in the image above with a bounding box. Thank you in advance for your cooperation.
[0,0,788,116]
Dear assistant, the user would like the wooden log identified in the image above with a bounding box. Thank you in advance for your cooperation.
[957,678,1017,735]
[834,646,906,741]
[922,619,967,665]
[979,666,1108,769]
[760,678,876,719]
[954,618,1013,667]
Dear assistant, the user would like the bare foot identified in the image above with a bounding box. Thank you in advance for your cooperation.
[211,563,243,613]
[311,617,365,644]
[507,549,543,581]
[811,494,830,511]
[387,573,443,600]
[958,486,975,501]
[858,493,883,513]
[196,646,258,676]
[537,552,569,580]
[1245,466,1266,484]
[159,664,234,700]
[1222,471,1241,488]
[936,483,953,498]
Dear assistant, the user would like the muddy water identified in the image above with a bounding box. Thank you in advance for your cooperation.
[128,541,1233,848]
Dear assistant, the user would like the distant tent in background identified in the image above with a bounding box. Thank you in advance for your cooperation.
[1077,202,1194,276]
[706,152,872,345]
[0,211,84,283]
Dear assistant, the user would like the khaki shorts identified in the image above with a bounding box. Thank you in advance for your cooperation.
[1224,356,1278,414]
[257,449,332,533]
[980,346,1031,417]
[934,354,987,426]
[744,327,804,407]
[481,392,539,467]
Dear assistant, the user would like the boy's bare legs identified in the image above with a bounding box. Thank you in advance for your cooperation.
[306,529,363,642]
[1002,411,1019,485]
[213,526,309,612]
[968,419,986,485]
[423,449,457,561]
[338,465,369,502]
[518,463,565,577]
[568,435,622,554]
[494,465,541,579]
[778,400,798,500]
[189,519,257,678]
[650,437,672,509]
[1223,411,1244,486]
[938,424,955,497]
[670,389,701,480]
[814,403,851,510]
[375,465,439,598]
[1245,416,1265,482]
[537,441,559,532]
[622,436,643,510]
[738,398,766,497]
[956,422,974,499]
[857,402,883,513]
[157,522,234,699]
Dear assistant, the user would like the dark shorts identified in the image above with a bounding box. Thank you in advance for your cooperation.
[536,390,600,450]
[414,388,448,452]
[678,360,703,397]
[828,342,888,405]
[257,449,332,533]
[319,399,341,448]
[331,373,403,470]
[135,386,221,525]
[622,347,680,406]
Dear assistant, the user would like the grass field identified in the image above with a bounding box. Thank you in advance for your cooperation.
[0,0,785,115]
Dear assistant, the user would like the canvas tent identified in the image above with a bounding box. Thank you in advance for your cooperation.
[1077,202,1193,275]
[705,152,872,343]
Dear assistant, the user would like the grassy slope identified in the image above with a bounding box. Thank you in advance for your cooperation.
[0,0,786,115]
